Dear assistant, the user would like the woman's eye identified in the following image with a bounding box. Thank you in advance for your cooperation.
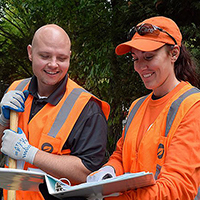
[145,55,153,60]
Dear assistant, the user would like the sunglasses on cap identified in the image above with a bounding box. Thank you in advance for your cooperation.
[127,23,177,45]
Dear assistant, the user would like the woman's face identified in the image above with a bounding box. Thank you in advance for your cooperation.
[132,45,179,97]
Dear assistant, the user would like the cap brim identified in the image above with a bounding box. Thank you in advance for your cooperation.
[115,39,165,55]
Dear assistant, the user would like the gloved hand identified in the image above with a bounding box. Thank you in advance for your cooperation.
[86,166,116,183]
[1,127,39,164]
[0,90,29,127]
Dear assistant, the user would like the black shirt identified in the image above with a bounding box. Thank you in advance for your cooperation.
[28,75,108,171]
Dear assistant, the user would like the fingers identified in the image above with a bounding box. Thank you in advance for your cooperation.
[8,91,27,111]
[0,90,29,120]
[23,90,29,100]
[86,166,116,182]
[1,128,38,164]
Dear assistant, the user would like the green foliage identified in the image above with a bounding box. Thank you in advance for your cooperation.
[154,0,200,70]
[0,0,200,156]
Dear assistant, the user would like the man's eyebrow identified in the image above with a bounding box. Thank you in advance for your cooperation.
[57,54,69,57]
[38,51,68,57]
[38,51,50,54]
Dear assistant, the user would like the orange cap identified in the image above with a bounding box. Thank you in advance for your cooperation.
[115,16,182,55]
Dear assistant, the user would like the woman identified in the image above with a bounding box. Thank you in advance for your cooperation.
[87,16,200,199]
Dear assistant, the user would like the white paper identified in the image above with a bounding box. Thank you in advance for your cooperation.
[0,168,155,199]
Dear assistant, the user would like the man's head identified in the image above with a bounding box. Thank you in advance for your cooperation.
[27,24,71,96]
[115,16,182,55]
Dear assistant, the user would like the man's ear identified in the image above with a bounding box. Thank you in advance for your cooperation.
[27,45,32,61]
[171,45,180,62]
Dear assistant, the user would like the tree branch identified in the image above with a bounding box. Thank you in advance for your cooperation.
[2,15,26,37]
[5,6,30,30]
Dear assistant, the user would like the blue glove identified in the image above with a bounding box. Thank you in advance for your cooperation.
[0,90,29,127]
[1,127,39,164]
[86,166,116,182]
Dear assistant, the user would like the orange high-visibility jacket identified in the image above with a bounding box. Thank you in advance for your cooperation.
[106,82,200,200]
[4,77,110,200]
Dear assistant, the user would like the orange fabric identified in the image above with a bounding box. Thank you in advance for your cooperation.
[136,82,187,150]
[4,77,110,200]
[3,189,44,200]
[106,82,200,200]
[115,16,182,55]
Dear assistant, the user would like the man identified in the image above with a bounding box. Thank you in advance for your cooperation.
[0,24,110,200]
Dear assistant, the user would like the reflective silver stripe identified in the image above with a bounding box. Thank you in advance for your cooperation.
[194,186,200,199]
[124,95,148,138]
[48,88,89,138]
[155,87,200,180]
[124,88,200,139]
[155,164,161,180]
[15,78,31,91]
[165,88,200,137]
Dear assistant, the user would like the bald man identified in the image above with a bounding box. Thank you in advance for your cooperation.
[0,24,110,200]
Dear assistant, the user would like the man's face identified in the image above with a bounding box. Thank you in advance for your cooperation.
[27,26,71,96]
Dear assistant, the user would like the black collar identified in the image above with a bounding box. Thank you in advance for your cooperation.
[28,75,68,105]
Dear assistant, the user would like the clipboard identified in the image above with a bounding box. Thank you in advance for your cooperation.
[0,168,155,199]
[45,172,155,199]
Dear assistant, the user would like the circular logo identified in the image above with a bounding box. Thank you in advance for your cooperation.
[41,143,53,153]
[157,143,164,159]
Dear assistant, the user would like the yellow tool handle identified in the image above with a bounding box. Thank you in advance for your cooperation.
[7,110,18,200]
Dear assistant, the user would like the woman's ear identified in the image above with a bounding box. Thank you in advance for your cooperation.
[171,45,180,62]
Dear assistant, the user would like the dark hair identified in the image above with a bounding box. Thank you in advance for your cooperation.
[174,43,199,87]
